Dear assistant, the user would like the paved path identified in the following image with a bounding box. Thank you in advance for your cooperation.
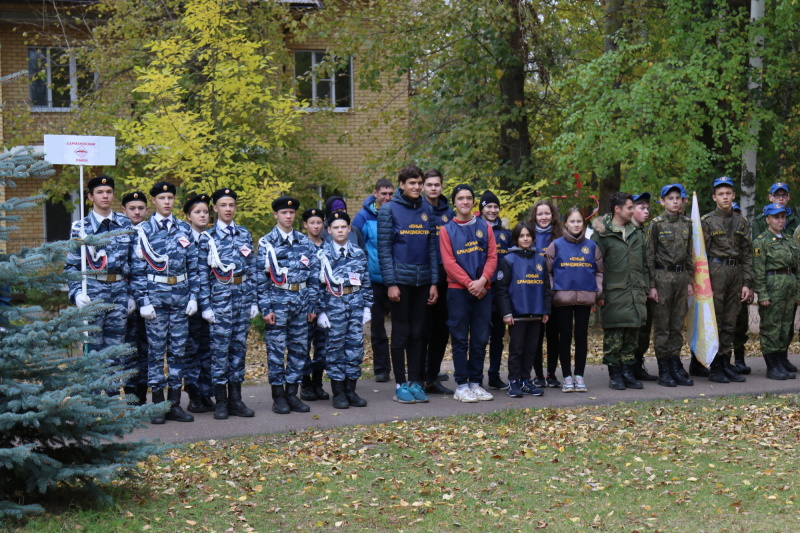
[126,355,800,444]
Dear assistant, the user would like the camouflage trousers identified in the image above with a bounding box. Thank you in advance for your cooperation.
[636,298,655,358]
[208,284,251,385]
[602,327,638,366]
[709,262,743,359]
[264,290,311,385]
[124,312,149,388]
[733,302,749,354]
[305,321,327,375]
[757,273,797,355]
[324,296,366,381]
[84,280,128,366]
[184,314,213,396]
[652,270,689,358]
[144,286,190,390]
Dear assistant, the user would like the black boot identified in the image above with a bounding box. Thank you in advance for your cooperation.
[285,383,310,413]
[330,380,349,409]
[186,383,207,413]
[656,358,677,387]
[151,388,167,424]
[621,364,643,389]
[123,386,138,405]
[608,366,625,390]
[344,378,367,407]
[135,384,149,406]
[228,382,255,417]
[271,384,290,414]
[214,384,229,420]
[689,353,710,377]
[708,357,729,383]
[200,395,216,411]
[312,370,330,400]
[780,351,798,373]
[670,356,694,386]
[733,348,751,375]
[777,352,797,379]
[632,354,657,382]
[765,353,789,380]
[722,356,746,382]
[300,374,318,401]
[165,387,194,422]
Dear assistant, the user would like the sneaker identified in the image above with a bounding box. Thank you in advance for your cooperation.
[487,375,509,390]
[408,382,429,403]
[546,375,561,388]
[520,379,544,396]
[469,383,494,401]
[574,375,588,392]
[533,377,547,389]
[507,380,523,398]
[454,385,478,403]
[393,383,416,404]
[562,376,575,393]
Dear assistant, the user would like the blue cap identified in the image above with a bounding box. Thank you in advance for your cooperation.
[769,182,789,195]
[632,192,651,203]
[732,202,741,212]
[764,203,789,217]
[660,184,683,198]
[713,176,735,189]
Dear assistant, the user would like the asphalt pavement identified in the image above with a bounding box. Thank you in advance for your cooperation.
[125,354,800,445]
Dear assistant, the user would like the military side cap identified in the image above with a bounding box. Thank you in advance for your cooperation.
[183,193,210,214]
[770,182,790,195]
[302,208,323,222]
[121,191,147,206]
[150,181,177,197]
[713,176,735,189]
[87,174,114,192]
[272,196,299,212]
[660,184,682,198]
[211,188,238,203]
[764,203,789,217]
[328,211,351,226]
[732,202,741,212]
[632,192,651,203]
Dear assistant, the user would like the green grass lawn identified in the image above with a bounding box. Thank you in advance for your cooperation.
[9,394,800,532]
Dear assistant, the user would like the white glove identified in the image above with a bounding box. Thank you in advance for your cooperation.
[127,298,137,316]
[140,304,156,320]
[250,304,260,320]
[185,299,198,316]
[362,307,372,325]
[75,293,91,308]
[316,312,332,329]
[202,309,217,324]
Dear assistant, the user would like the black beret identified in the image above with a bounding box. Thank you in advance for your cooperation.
[327,211,351,226]
[451,184,475,204]
[272,196,299,212]
[150,181,177,197]
[480,190,500,209]
[87,174,114,192]
[121,191,147,206]
[211,188,238,203]
[302,208,323,222]
[183,193,210,214]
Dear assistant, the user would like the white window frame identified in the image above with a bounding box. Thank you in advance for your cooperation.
[294,50,353,112]
[28,47,87,112]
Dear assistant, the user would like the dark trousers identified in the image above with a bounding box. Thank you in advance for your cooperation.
[421,281,449,383]
[507,319,542,382]
[447,288,492,385]
[488,308,506,376]
[555,305,591,377]
[389,284,430,384]
[534,312,560,378]
[370,282,391,375]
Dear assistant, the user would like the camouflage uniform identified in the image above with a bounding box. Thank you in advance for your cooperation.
[196,222,256,385]
[64,211,133,369]
[130,215,200,390]
[753,230,800,355]
[256,226,320,386]
[306,239,327,376]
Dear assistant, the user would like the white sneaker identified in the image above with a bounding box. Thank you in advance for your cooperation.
[574,375,587,392]
[454,386,478,403]
[469,383,494,401]
[562,376,575,393]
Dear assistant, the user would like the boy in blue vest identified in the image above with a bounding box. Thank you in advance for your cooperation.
[440,184,498,402]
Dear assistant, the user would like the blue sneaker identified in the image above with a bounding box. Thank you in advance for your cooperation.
[408,382,429,403]
[507,380,523,398]
[521,379,544,396]
[393,383,416,403]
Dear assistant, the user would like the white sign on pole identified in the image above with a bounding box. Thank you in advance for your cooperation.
[43,135,116,166]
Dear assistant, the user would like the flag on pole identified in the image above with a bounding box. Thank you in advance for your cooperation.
[687,192,719,366]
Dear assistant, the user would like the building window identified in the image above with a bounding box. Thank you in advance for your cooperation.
[28,47,93,110]
[294,51,352,111]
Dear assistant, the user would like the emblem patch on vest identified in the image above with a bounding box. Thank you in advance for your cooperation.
[476,229,484,238]
[420,213,428,221]
[581,246,590,254]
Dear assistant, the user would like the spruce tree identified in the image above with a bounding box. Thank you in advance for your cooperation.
[0,147,166,521]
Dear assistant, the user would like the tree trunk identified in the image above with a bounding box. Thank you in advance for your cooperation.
[599,0,625,214]
[740,0,764,222]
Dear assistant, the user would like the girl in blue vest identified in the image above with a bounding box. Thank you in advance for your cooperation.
[495,222,551,398]
[528,199,563,389]
[545,207,604,392]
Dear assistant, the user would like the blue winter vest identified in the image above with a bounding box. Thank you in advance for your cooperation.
[446,217,490,281]
[551,237,598,292]
[504,251,547,315]
[392,202,431,265]
[534,230,552,257]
